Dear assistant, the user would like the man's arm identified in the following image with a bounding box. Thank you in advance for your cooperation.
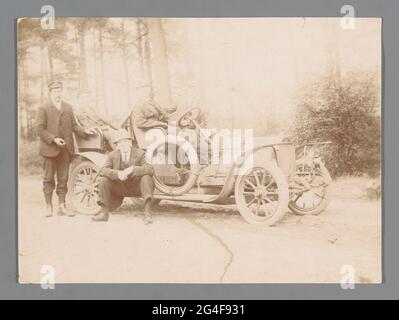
[36,107,56,144]
[70,107,89,138]
[99,153,120,180]
[135,103,168,129]
[125,150,154,177]
[135,118,168,129]
[153,102,176,122]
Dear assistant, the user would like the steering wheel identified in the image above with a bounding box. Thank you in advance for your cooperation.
[177,107,202,130]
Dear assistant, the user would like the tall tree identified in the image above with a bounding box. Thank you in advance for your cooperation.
[147,18,173,106]
[18,51,28,139]
[121,18,132,108]
[40,46,46,105]
[135,19,146,82]
[141,20,154,100]
[76,21,89,94]
[18,19,66,81]
[91,28,100,109]
[98,24,108,113]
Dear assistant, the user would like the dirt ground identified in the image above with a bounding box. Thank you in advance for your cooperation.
[18,176,381,284]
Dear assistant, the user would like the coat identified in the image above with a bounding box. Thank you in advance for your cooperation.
[134,101,176,129]
[35,101,88,157]
[99,147,154,182]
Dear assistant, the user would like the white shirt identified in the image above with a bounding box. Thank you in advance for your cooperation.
[121,149,131,162]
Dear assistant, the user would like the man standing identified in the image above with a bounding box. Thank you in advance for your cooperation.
[36,81,95,217]
[94,129,155,224]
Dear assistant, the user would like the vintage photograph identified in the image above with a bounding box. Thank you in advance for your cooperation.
[18,17,381,283]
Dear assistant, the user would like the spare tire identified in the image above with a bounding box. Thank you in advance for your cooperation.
[147,136,202,196]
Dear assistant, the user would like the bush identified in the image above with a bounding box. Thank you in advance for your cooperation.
[292,72,381,178]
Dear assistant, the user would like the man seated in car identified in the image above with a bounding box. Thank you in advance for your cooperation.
[134,100,177,130]
[134,100,209,164]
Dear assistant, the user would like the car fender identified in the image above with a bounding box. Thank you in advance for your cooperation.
[74,151,108,168]
[233,144,277,174]
[209,145,278,203]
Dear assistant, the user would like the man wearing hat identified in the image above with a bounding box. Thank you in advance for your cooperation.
[36,80,96,217]
[94,129,155,224]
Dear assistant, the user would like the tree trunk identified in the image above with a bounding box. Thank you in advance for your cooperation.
[325,20,341,89]
[92,29,100,109]
[40,45,46,105]
[121,19,132,108]
[98,25,108,114]
[135,19,145,81]
[147,18,172,106]
[43,40,54,80]
[25,77,31,140]
[48,50,53,79]
[18,53,27,140]
[78,24,89,93]
[143,21,154,100]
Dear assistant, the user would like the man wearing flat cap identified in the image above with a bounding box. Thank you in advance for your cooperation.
[94,129,155,224]
[36,80,96,217]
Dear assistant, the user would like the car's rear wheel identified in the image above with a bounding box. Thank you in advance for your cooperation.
[288,164,331,215]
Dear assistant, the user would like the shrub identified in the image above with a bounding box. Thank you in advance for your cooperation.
[19,140,42,176]
[292,72,381,178]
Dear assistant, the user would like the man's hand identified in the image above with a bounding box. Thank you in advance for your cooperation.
[53,138,66,147]
[144,166,155,176]
[122,166,134,176]
[84,128,96,136]
[117,170,128,181]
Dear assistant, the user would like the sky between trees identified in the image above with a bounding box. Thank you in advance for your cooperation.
[18,17,381,137]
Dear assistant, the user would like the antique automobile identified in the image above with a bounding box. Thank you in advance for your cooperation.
[67,108,332,225]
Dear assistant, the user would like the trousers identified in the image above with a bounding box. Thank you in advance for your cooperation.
[98,175,154,211]
[42,148,71,204]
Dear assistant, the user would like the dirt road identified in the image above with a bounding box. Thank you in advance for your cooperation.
[18,177,381,283]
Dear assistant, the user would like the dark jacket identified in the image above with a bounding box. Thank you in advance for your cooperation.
[99,147,154,181]
[36,101,87,157]
[134,101,176,129]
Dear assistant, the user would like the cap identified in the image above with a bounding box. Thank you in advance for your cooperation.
[112,129,132,144]
[48,81,63,91]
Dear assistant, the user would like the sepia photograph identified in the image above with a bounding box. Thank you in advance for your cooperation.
[17,17,381,284]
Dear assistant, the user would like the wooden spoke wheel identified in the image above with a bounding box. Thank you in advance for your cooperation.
[288,164,331,215]
[68,160,101,215]
[234,164,289,225]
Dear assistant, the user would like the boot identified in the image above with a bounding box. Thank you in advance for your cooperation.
[143,199,153,224]
[143,212,153,225]
[143,213,153,224]
[44,193,53,218]
[92,207,109,222]
[58,203,75,217]
[45,205,53,218]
